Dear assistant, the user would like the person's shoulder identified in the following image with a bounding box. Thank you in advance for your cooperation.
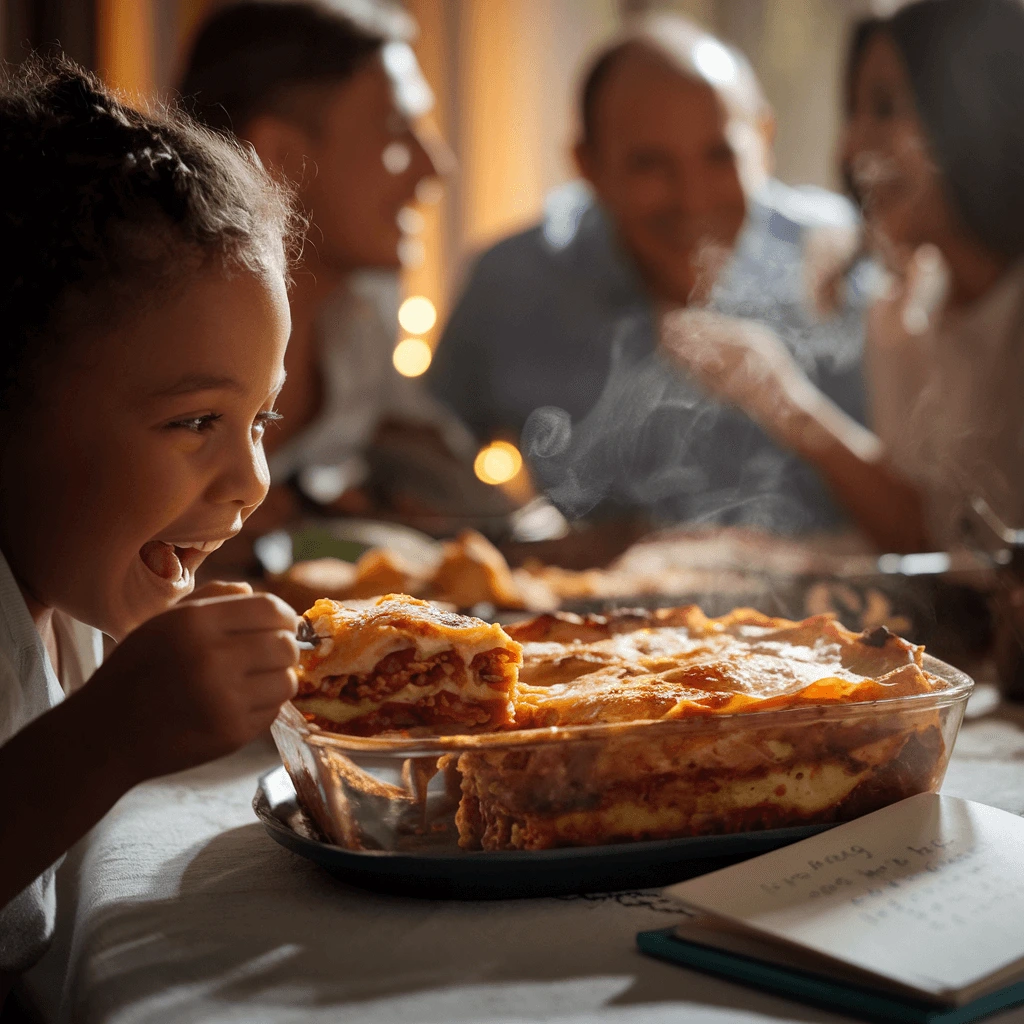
[348,270,400,325]
[759,178,859,231]
[466,222,549,282]
[316,277,394,371]
[466,181,601,281]
[452,226,563,327]
[0,640,28,746]
[324,276,387,328]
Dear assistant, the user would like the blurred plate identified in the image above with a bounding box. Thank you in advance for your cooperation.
[254,519,441,574]
[254,766,833,900]
[561,558,996,669]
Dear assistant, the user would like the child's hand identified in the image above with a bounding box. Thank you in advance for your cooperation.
[89,592,300,781]
[182,580,254,601]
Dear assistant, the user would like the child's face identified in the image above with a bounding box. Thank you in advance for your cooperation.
[0,268,291,640]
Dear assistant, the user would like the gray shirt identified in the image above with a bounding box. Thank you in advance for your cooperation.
[429,180,869,532]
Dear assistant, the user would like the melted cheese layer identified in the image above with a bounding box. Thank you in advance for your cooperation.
[301,594,521,680]
[538,761,870,841]
[295,678,508,725]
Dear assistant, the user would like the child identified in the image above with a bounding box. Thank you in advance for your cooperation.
[0,56,304,993]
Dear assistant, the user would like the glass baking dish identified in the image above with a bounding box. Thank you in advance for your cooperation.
[270,655,973,853]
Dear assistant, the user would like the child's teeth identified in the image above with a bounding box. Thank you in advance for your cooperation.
[140,540,183,582]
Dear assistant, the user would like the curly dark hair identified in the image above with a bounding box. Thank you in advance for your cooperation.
[0,53,304,406]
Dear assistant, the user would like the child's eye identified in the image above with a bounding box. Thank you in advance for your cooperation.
[252,409,283,441]
[168,413,222,433]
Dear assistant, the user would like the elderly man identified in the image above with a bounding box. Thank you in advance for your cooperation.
[429,14,868,531]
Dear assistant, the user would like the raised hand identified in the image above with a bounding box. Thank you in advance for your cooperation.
[659,308,816,430]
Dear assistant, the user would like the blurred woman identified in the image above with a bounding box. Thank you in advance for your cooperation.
[664,0,1024,551]
[846,0,1024,546]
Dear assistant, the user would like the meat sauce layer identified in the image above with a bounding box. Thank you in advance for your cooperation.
[295,647,517,735]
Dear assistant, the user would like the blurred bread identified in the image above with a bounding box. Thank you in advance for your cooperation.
[268,557,358,610]
[431,530,540,609]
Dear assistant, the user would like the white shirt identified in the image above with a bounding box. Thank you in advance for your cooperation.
[867,252,1024,545]
[0,549,102,973]
[268,272,473,499]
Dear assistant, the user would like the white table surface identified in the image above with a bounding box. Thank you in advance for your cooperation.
[22,685,1024,1024]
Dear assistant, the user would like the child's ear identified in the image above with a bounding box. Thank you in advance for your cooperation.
[244,115,312,186]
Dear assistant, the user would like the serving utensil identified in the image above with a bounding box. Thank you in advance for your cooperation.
[296,617,320,652]
[960,497,1024,571]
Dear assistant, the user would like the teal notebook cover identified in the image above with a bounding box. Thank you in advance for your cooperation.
[637,928,1024,1024]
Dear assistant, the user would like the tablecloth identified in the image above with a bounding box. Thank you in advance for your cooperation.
[21,685,1024,1024]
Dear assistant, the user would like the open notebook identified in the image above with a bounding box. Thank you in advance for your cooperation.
[638,794,1024,1023]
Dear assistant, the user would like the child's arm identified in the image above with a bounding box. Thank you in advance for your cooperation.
[0,592,299,910]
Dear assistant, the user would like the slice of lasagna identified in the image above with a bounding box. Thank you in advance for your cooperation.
[454,608,950,850]
[293,594,522,736]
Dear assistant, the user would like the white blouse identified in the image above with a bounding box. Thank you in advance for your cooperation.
[866,250,1024,546]
[0,550,103,973]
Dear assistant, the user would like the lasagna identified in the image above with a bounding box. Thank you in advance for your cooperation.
[293,595,522,736]
[453,607,950,850]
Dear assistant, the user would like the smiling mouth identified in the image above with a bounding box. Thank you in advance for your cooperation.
[139,539,226,586]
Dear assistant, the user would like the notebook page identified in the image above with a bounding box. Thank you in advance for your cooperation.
[666,794,1024,1000]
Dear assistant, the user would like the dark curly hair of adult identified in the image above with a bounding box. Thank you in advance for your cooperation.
[0,53,304,407]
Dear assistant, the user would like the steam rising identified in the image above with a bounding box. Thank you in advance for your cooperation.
[523,214,870,532]
[524,329,843,531]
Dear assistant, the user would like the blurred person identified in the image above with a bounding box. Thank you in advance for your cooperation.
[667,0,1024,552]
[179,1,491,533]
[850,0,1024,545]
[429,13,868,532]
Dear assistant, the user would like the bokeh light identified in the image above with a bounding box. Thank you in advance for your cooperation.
[382,141,412,175]
[693,39,737,86]
[398,236,425,269]
[398,295,437,335]
[474,441,524,485]
[397,206,425,234]
[415,178,444,205]
[392,337,433,377]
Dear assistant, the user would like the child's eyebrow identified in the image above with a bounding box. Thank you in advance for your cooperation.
[152,374,244,398]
